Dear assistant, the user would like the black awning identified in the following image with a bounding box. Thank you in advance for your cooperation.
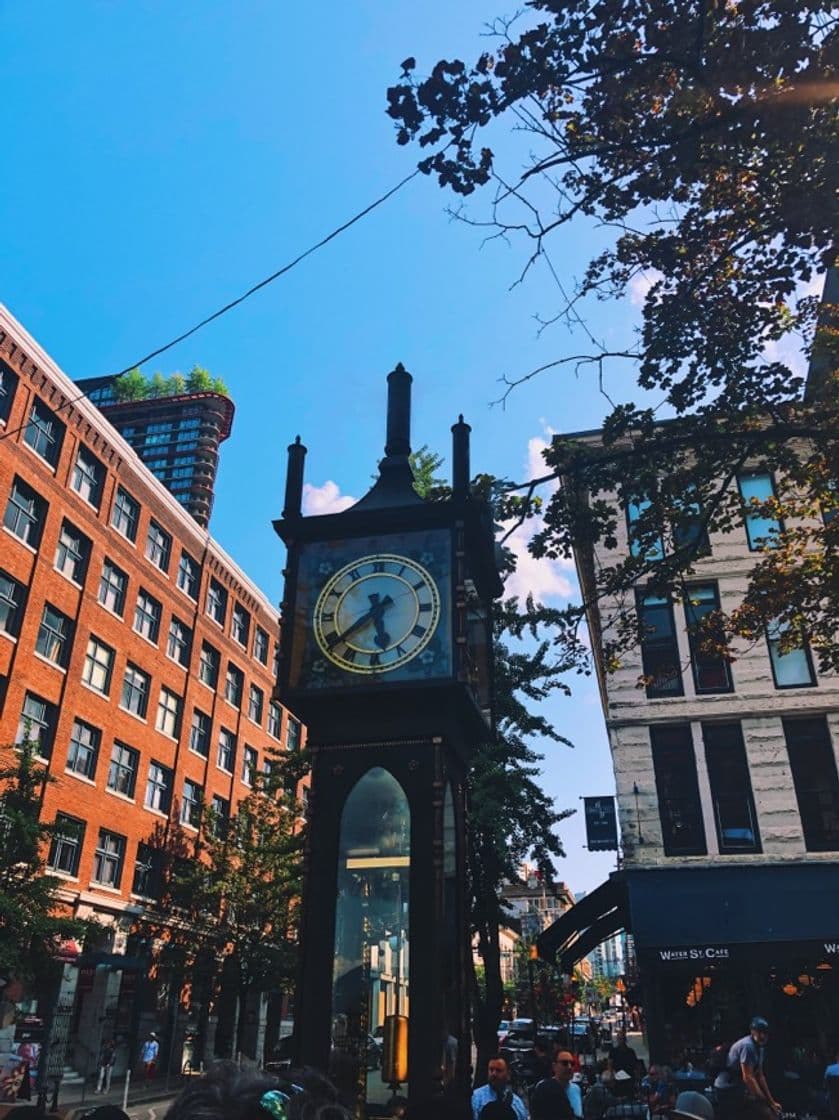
[536,873,627,968]
[627,863,839,951]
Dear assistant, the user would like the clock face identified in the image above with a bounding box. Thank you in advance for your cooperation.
[313,553,440,673]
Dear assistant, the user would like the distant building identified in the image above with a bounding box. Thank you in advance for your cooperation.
[74,373,234,528]
[502,865,575,940]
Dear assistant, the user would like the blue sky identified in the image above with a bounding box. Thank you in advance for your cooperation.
[0,1,655,893]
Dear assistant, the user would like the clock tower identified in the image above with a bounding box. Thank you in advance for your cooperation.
[274,365,501,1117]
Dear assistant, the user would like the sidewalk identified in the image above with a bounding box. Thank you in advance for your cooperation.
[1,1072,183,1118]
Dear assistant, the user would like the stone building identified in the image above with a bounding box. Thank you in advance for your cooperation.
[537,413,839,1063]
[0,305,300,1083]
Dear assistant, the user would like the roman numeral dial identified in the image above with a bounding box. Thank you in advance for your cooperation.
[313,554,441,674]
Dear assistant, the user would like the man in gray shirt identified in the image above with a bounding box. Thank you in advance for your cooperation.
[713,1016,781,1119]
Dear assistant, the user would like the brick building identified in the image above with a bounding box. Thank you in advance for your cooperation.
[0,305,300,1080]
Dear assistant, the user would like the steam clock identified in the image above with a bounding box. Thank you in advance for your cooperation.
[274,366,501,1116]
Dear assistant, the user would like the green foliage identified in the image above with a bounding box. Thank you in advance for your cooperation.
[409,444,447,500]
[0,741,91,982]
[113,363,230,403]
[389,1,838,674]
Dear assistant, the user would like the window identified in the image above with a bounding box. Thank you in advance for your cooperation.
[738,470,781,550]
[55,520,90,584]
[35,603,73,667]
[225,663,243,707]
[189,708,211,757]
[108,741,140,798]
[672,489,710,556]
[248,684,264,724]
[23,397,64,466]
[67,719,100,780]
[16,693,57,759]
[167,617,192,667]
[636,591,683,697]
[684,584,732,694]
[121,663,150,718]
[0,569,25,637]
[48,814,85,876]
[112,486,140,541]
[767,620,816,688]
[134,589,162,643]
[702,723,760,854]
[253,626,269,666]
[217,727,236,773]
[4,476,47,548]
[210,794,230,839]
[626,497,663,561]
[0,360,18,423]
[145,520,171,572]
[181,779,203,828]
[232,604,250,647]
[156,687,182,738]
[784,718,839,852]
[98,559,127,616]
[268,701,282,739]
[287,717,301,752]
[82,636,115,695]
[650,725,706,856]
[71,446,104,507]
[242,745,258,786]
[93,829,126,888]
[177,550,200,599]
[132,843,163,899]
[198,642,219,688]
[145,761,173,813]
[206,579,227,625]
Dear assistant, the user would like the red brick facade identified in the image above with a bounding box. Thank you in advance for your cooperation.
[0,305,299,946]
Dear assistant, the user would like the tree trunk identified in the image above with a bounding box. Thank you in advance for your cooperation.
[473,913,504,1087]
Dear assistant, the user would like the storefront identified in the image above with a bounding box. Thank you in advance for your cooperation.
[537,863,839,1071]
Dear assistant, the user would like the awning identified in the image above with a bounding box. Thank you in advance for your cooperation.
[536,873,627,970]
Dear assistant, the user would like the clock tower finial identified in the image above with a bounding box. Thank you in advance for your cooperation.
[385,362,412,458]
[353,363,422,508]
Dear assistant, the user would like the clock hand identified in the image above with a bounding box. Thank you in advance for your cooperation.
[328,594,394,648]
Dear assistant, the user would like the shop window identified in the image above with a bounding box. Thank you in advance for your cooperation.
[637,591,683,697]
[784,718,839,852]
[702,723,761,854]
[650,724,706,856]
[685,584,733,694]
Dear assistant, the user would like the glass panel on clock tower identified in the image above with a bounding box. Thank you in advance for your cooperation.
[330,767,410,1111]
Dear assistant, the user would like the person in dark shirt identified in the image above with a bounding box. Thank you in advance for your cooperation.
[608,1031,637,1098]
[530,1050,578,1120]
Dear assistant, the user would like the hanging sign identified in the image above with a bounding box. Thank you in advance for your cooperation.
[583,797,619,851]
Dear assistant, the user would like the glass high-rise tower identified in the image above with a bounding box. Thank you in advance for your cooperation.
[75,374,234,528]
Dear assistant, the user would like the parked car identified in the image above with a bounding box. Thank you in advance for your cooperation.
[497,1020,512,1045]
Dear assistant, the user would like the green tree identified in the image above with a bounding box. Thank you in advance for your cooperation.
[411,449,574,1078]
[148,371,168,398]
[155,744,305,1061]
[187,364,214,393]
[113,367,148,401]
[388,2,839,674]
[167,373,187,396]
[0,741,90,981]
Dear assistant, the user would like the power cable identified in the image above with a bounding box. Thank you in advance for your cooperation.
[0,167,421,443]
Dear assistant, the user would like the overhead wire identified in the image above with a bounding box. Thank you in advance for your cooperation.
[0,166,421,444]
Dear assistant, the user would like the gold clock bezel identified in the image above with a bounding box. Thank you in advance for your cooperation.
[313,553,441,674]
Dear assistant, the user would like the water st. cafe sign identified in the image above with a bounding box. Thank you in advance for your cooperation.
[644,940,839,968]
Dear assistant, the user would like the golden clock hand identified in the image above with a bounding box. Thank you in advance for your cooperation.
[328,594,394,648]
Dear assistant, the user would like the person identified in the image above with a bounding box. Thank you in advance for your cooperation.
[163,1061,352,1120]
[645,1064,675,1115]
[470,1055,528,1120]
[713,1016,780,1119]
[530,1050,580,1119]
[141,1032,159,1082]
[825,1049,839,1119]
[96,1038,117,1094]
[672,1090,714,1119]
[523,1037,553,1087]
[582,1083,614,1120]
[607,1031,637,1098]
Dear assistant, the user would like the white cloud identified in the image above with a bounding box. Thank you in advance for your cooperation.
[628,268,664,307]
[302,480,356,515]
[501,431,576,603]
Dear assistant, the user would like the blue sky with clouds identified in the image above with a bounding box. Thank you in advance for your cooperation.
[0,1,676,893]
